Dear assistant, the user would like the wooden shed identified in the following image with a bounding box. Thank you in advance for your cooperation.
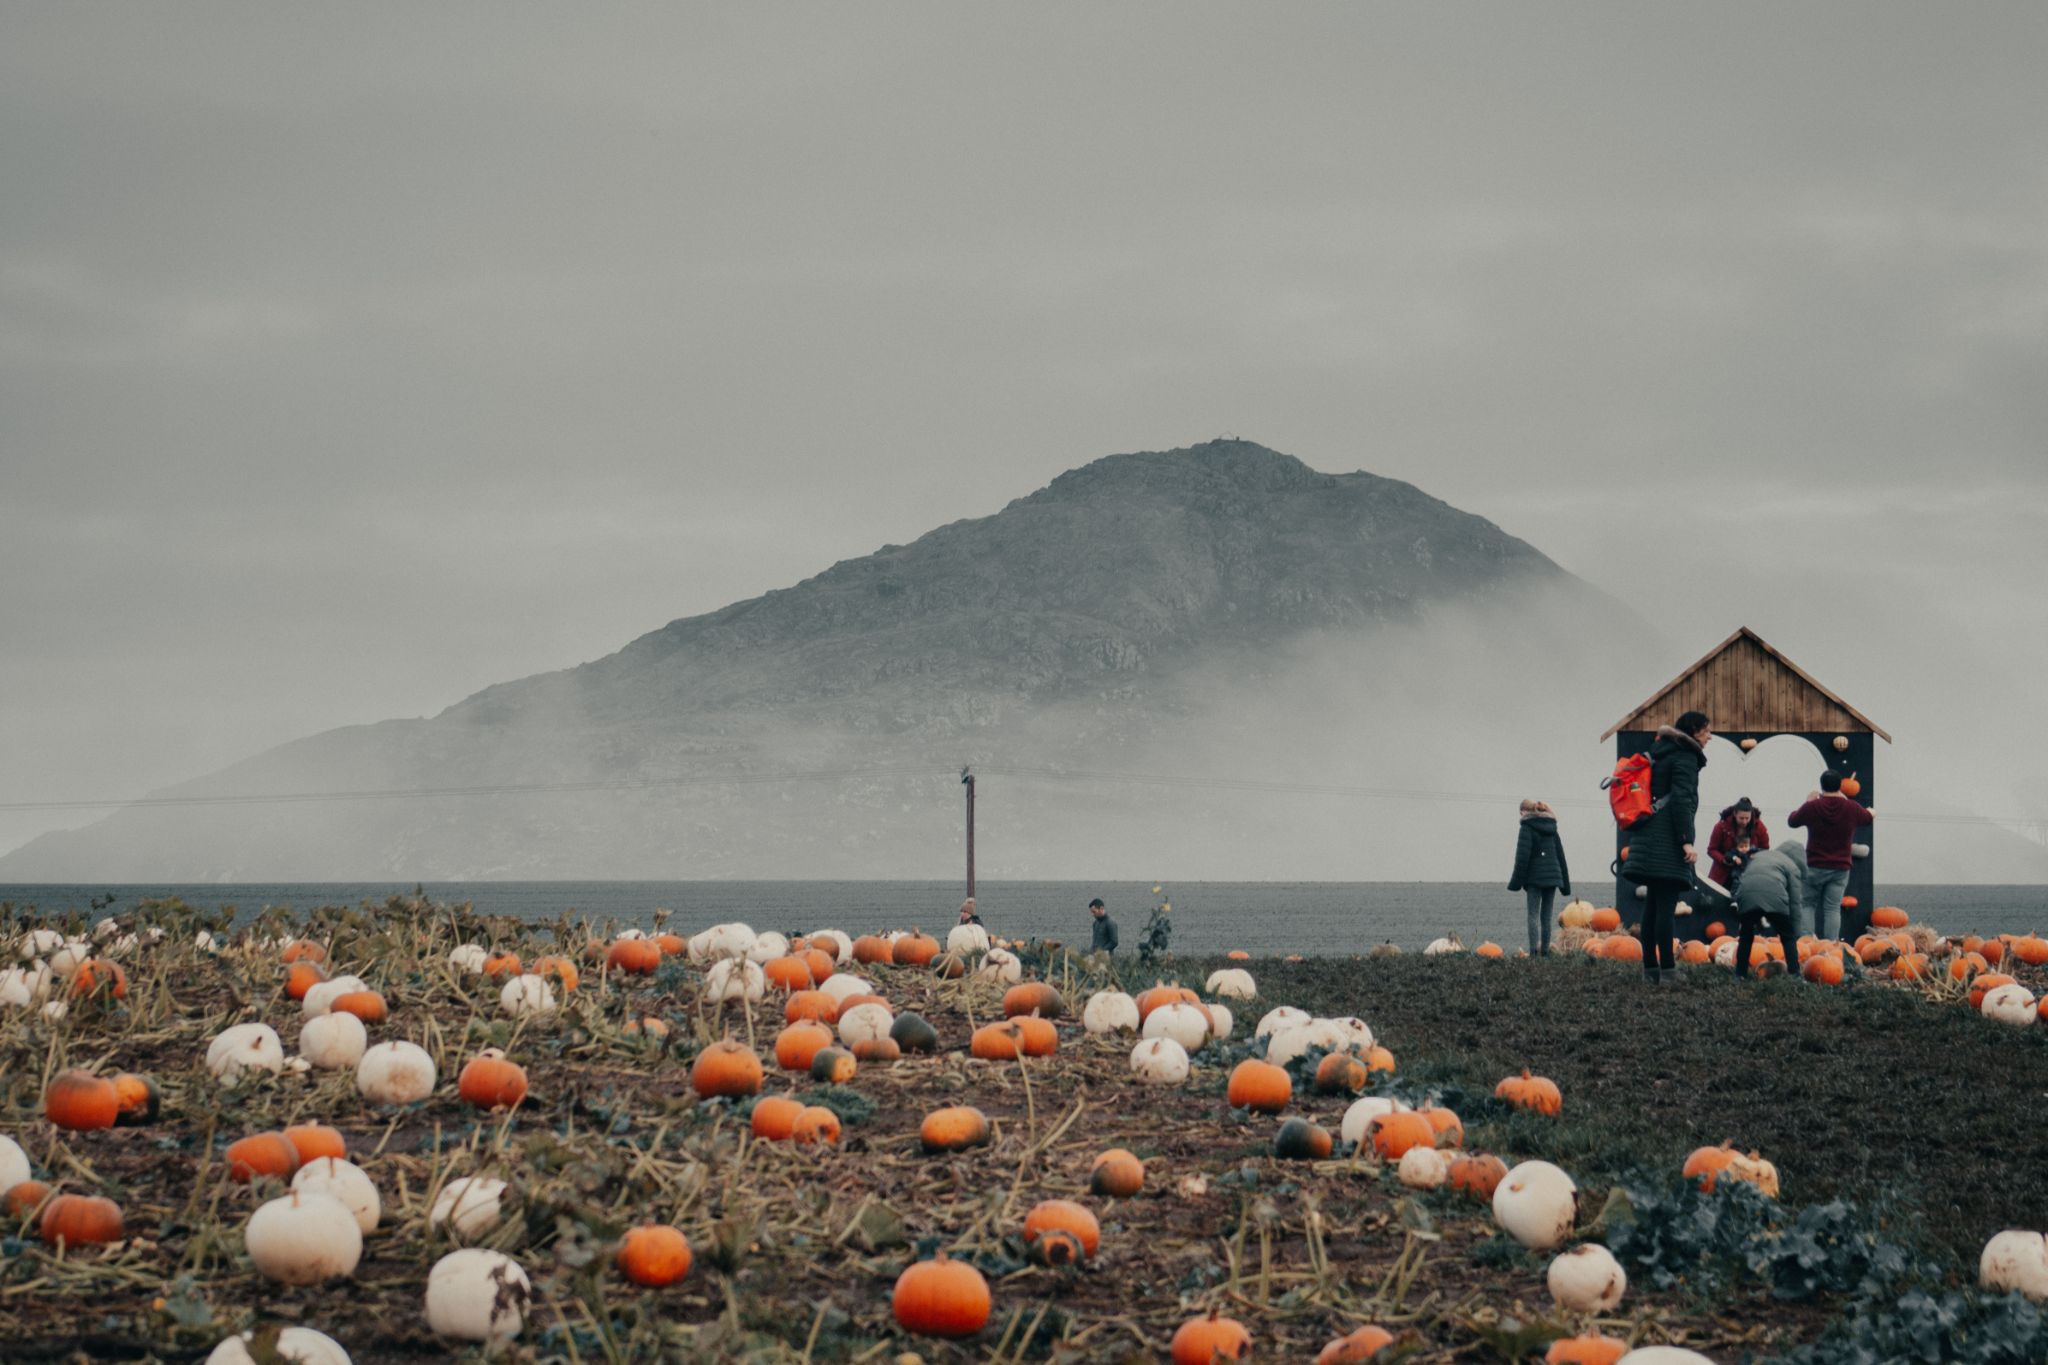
[1605,627,1888,939]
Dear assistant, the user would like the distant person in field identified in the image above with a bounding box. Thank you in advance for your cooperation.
[958,899,983,927]
[1788,771,1873,940]
[1507,799,1571,955]
[1707,796,1768,894]
[1621,709,1710,985]
[1088,897,1118,954]
[1730,842,1806,978]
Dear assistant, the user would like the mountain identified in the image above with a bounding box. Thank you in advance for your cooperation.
[2,440,1621,881]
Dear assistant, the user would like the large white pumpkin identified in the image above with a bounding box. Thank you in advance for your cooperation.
[703,958,766,1003]
[818,973,875,1004]
[1493,1160,1578,1251]
[1321,1016,1375,1052]
[1340,1096,1410,1147]
[1981,1229,2048,1300]
[1141,1002,1212,1052]
[0,1134,30,1195]
[426,1248,530,1343]
[0,964,53,1008]
[1254,1005,1310,1039]
[1082,991,1139,1034]
[245,1190,363,1285]
[301,975,369,1018]
[16,928,64,960]
[698,922,758,962]
[1423,935,1465,956]
[1981,983,2038,1027]
[977,948,1023,984]
[946,924,991,956]
[447,944,488,974]
[46,940,92,978]
[1265,1020,1347,1069]
[1205,1003,1235,1042]
[1129,1037,1190,1084]
[206,1327,353,1365]
[207,1023,286,1084]
[1204,968,1256,1001]
[431,1176,508,1238]
[292,1157,381,1233]
[299,1012,368,1071]
[355,1041,437,1105]
[1548,1242,1627,1311]
[499,974,556,1018]
[836,1002,895,1046]
[746,931,790,964]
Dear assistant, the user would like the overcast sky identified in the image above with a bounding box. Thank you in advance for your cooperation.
[4,4,2045,858]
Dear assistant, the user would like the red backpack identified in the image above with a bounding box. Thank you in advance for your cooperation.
[1602,752,1656,829]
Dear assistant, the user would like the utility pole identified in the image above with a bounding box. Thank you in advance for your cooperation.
[961,767,976,902]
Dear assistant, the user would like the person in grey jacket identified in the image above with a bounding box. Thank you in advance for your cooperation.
[1731,842,1807,979]
[1507,800,1571,954]
[1088,898,1118,953]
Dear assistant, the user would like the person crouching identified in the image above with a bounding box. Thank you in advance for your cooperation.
[1730,842,1807,979]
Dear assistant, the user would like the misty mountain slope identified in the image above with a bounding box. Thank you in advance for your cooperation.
[2,439,1623,880]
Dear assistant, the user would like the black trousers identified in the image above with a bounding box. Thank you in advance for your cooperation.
[1736,911,1798,977]
[1641,880,1683,974]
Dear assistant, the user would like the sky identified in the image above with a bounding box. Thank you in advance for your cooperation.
[4,4,2045,860]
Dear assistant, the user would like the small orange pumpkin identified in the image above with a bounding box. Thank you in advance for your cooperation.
[111,1073,159,1127]
[750,1095,805,1140]
[1364,1045,1395,1075]
[1022,1198,1100,1264]
[1274,1117,1334,1160]
[1448,1153,1508,1202]
[969,1021,1028,1060]
[44,1071,120,1132]
[280,939,327,964]
[5,1180,53,1219]
[533,955,580,991]
[791,1106,841,1145]
[285,960,329,1001]
[773,1022,835,1072]
[1801,953,1845,986]
[850,1037,902,1062]
[1314,1052,1369,1095]
[458,1054,530,1110]
[809,1046,858,1084]
[799,948,836,984]
[688,1040,764,1099]
[1090,1148,1144,1198]
[1870,905,1909,929]
[1418,1106,1463,1148]
[281,1124,347,1165]
[653,932,687,956]
[1367,1111,1435,1160]
[482,951,523,980]
[763,956,815,993]
[784,990,838,1025]
[892,1255,991,1338]
[1170,1310,1252,1364]
[1547,1335,1629,1365]
[1226,1059,1293,1113]
[39,1194,123,1247]
[605,939,661,975]
[919,1105,991,1154]
[1589,907,1622,932]
[617,1224,692,1286]
[330,990,388,1023]
[1494,1069,1563,1117]
[1002,982,1065,1019]
[224,1132,301,1183]
[1317,1324,1396,1363]
[1013,1015,1059,1057]
[893,932,941,966]
[68,959,128,1000]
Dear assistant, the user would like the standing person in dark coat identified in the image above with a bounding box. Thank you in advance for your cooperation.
[1508,799,1571,955]
[1787,771,1874,940]
[1088,898,1118,954]
[1620,709,1711,984]
[1707,797,1770,893]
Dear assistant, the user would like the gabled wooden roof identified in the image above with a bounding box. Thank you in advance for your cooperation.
[1603,627,1891,742]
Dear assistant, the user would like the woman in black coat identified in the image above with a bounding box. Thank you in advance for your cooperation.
[1508,799,1571,954]
[1620,709,1711,984]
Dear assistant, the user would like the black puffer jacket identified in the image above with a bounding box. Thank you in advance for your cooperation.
[1509,814,1572,894]
[1621,726,1706,886]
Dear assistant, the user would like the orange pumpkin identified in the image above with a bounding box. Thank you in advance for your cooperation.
[809,1046,858,1084]
[1603,934,1644,963]
[2011,935,2048,967]
[68,959,127,1000]
[799,948,836,984]
[773,1023,835,1072]
[1317,1325,1395,1364]
[1022,1198,1100,1264]
[851,1037,902,1063]
[330,990,388,1023]
[533,955,580,992]
[1475,941,1505,959]
[1870,905,1909,929]
[38,1194,123,1247]
[688,1040,764,1099]
[286,960,329,1001]
[919,1105,991,1154]
[1680,940,1713,965]
[1950,951,1990,983]
[763,956,815,993]
[282,1124,347,1165]
[836,993,893,1016]
[1448,1153,1508,1202]
[280,939,327,964]
[1313,1052,1369,1095]
[111,1073,159,1127]
[624,1016,671,1038]
[1495,1069,1563,1116]
[750,1095,805,1141]
[851,935,895,966]
[5,1180,52,1219]
[1134,983,1201,1024]
[605,939,661,976]
[784,990,838,1025]
[1801,953,1845,986]
[1970,973,2018,1010]
[44,1071,120,1132]
[1889,953,1930,982]
[654,932,688,956]
[1419,1107,1464,1148]
[1170,1310,1252,1364]
[1275,1117,1335,1160]
[1547,1336,1629,1365]
[894,932,941,966]
[482,951,523,980]
[1090,1148,1144,1198]
[224,1132,301,1183]
[458,1054,530,1110]
[1364,1045,1395,1075]
[968,1021,1028,1060]
[1013,1015,1059,1057]
[1227,1059,1293,1113]
[892,1255,991,1338]
[617,1224,692,1286]
[1840,775,1863,799]
[1002,982,1065,1018]
[1368,1111,1435,1160]
[1590,907,1622,932]
[791,1106,841,1145]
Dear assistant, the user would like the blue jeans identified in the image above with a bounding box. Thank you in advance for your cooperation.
[1805,866,1849,940]
[1525,887,1555,954]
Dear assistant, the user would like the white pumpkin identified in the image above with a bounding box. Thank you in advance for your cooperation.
[836,1002,895,1046]
[206,1327,353,1365]
[703,958,766,1003]
[946,923,991,957]
[614,927,648,940]
[207,1023,286,1084]
[355,1041,437,1105]
[40,999,67,1022]
[447,944,488,974]
[1,963,53,1008]
[1082,991,1140,1034]
[1713,940,1739,968]
[1493,1160,1579,1251]
[1206,1003,1235,1042]
[1141,1002,1213,1052]
[16,928,65,960]
[91,916,121,942]
[302,975,370,1018]
[977,948,1023,984]
[499,974,556,1017]
[430,1175,508,1238]
[1204,968,1256,1001]
[807,929,854,963]
[1548,1242,1627,1311]
[1340,1096,1410,1147]
[1129,1037,1190,1084]
[1265,1020,1346,1069]
[0,1134,30,1195]
[698,922,757,962]
[299,1012,368,1071]
[1321,1016,1375,1052]
[425,1248,531,1343]
[195,929,221,954]
[1981,983,2038,1027]
[1423,934,1465,956]
[1980,1229,2048,1300]
[245,1189,362,1285]
[1254,1005,1311,1040]
[1397,1145,1449,1190]
[746,931,790,964]
[47,940,92,978]
[1559,900,1596,929]
[818,972,875,1004]
[292,1157,381,1233]
[1615,1351,1717,1365]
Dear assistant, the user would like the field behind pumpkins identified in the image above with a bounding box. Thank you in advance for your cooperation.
[3,895,2048,1364]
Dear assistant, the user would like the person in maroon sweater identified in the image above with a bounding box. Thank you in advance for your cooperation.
[1787,771,1874,941]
